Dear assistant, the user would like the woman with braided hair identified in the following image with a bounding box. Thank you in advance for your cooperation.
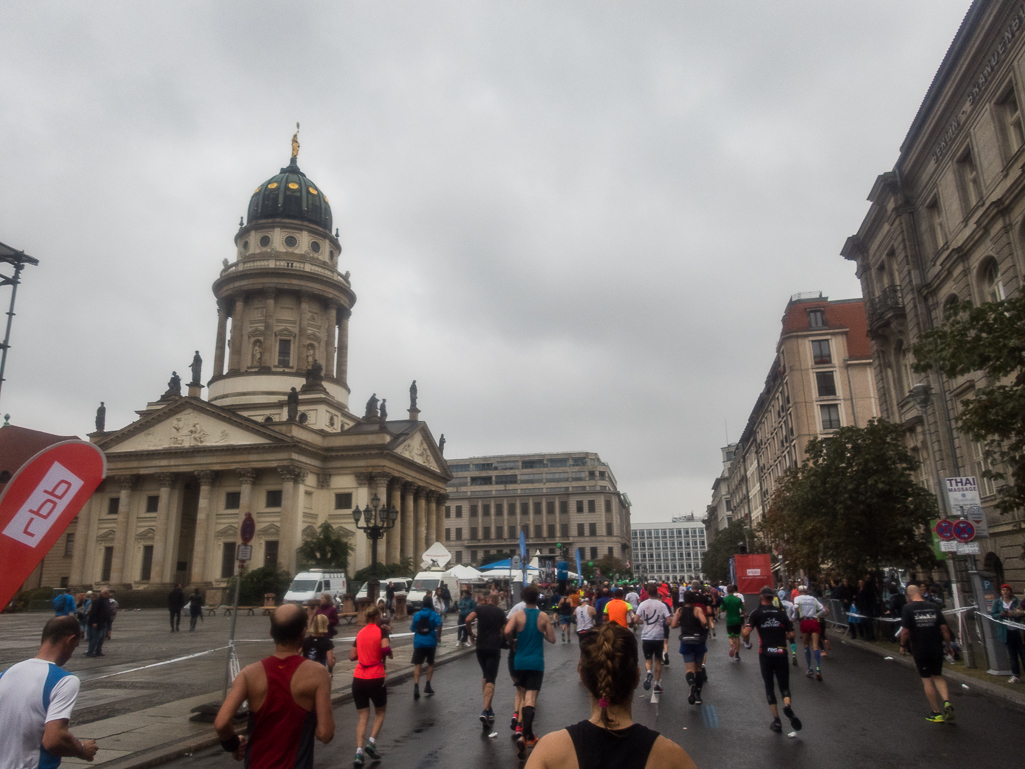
[525,623,696,769]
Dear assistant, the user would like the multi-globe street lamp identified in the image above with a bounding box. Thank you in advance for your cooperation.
[351,493,398,606]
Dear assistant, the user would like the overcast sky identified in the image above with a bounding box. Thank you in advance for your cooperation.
[0,1,971,523]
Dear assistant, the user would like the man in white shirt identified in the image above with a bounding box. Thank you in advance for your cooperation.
[0,615,97,768]
[625,588,640,612]
[636,583,672,695]
[793,586,827,680]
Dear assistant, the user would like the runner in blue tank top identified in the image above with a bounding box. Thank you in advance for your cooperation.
[505,585,555,759]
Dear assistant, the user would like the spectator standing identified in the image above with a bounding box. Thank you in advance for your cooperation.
[301,614,336,675]
[188,589,204,632]
[457,589,477,647]
[85,589,112,657]
[53,588,76,618]
[314,593,339,639]
[168,583,185,632]
[432,589,446,644]
[991,584,1025,683]
[0,616,98,767]
[385,581,395,614]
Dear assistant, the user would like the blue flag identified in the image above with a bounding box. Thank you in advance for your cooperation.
[575,548,583,585]
[519,530,527,583]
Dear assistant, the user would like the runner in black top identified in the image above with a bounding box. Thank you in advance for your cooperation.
[466,593,508,730]
[743,587,802,734]
[899,585,955,723]
[524,623,696,769]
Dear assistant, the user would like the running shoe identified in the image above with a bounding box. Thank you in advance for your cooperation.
[653,682,663,694]
[782,705,802,731]
[487,709,496,725]
[693,689,703,705]
[1009,676,1020,684]
[925,713,945,723]
[515,733,527,759]
[525,736,539,749]
[480,711,490,729]
[736,654,741,663]
[663,652,670,666]
[805,670,814,678]
[769,718,783,733]
[511,713,519,731]
[688,686,696,705]
[644,670,653,690]
[413,683,420,701]
[424,681,435,696]
[364,742,382,760]
[743,640,752,649]
[792,654,798,667]
[943,701,955,723]
[354,751,365,766]
[815,671,823,681]
[729,647,735,658]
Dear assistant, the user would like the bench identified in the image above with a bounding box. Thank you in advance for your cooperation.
[339,612,359,625]
[222,606,258,617]
[204,606,218,616]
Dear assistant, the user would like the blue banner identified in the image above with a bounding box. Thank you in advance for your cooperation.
[575,548,583,585]
[519,530,527,583]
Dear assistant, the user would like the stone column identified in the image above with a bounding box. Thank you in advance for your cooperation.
[401,482,415,564]
[425,492,437,549]
[191,471,216,583]
[108,476,136,585]
[81,495,103,586]
[228,294,245,372]
[336,310,349,385]
[435,494,448,546]
[150,473,175,584]
[298,291,310,369]
[277,466,306,574]
[353,473,373,573]
[324,302,337,380]
[374,476,392,566]
[213,303,228,377]
[237,468,256,529]
[414,487,427,561]
[160,485,183,584]
[69,497,94,586]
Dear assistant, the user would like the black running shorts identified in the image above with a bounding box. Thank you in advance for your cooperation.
[641,639,663,661]
[914,655,944,678]
[758,653,790,705]
[411,646,436,666]
[515,668,544,692]
[477,649,501,684]
[351,677,387,709]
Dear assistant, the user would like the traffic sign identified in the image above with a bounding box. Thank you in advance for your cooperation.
[939,540,958,553]
[945,477,989,537]
[956,542,980,555]
[240,512,255,544]
[934,519,955,541]
[952,519,976,543]
[237,544,253,561]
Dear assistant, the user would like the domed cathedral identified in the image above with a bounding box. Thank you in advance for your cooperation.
[60,135,452,601]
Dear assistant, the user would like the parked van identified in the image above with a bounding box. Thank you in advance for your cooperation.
[283,570,348,605]
[406,571,460,610]
[355,578,411,602]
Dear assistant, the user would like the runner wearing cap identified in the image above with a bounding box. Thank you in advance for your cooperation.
[743,586,802,734]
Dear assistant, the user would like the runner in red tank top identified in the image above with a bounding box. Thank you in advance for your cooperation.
[215,605,334,767]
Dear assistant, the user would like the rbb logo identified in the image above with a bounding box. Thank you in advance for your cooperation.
[2,462,84,547]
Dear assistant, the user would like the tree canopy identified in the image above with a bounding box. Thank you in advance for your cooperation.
[760,420,937,579]
[912,295,1025,515]
[297,522,353,573]
[702,519,765,584]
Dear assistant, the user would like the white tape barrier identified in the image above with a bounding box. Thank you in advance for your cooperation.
[980,613,1025,632]
[845,604,976,624]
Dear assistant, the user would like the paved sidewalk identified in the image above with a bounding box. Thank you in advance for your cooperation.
[0,609,473,769]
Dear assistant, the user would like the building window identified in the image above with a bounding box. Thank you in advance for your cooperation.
[495,503,503,515]
[445,528,451,542]
[997,84,1025,156]
[145,495,159,513]
[816,371,837,398]
[924,196,946,252]
[221,543,236,579]
[107,497,120,516]
[811,339,831,365]
[956,146,982,211]
[455,550,463,564]
[225,492,241,510]
[521,502,529,516]
[470,527,478,540]
[495,474,517,484]
[577,523,585,536]
[264,540,279,569]
[533,502,542,516]
[608,546,614,557]
[547,524,555,538]
[471,550,478,563]
[470,476,492,486]
[277,338,292,367]
[980,259,1005,303]
[576,500,584,513]
[559,500,568,515]
[482,504,490,516]
[606,522,613,536]
[445,506,451,519]
[808,309,826,328]
[587,500,596,513]
[590,547,598,560]
[265,490,283,508]
[534,525,543,538]
[470,505,478,517]
[455,528,463,541]
[589,522,597,536]
[455,505,463,518]
[546,500,555,515]
[820,404,841,431]
[560,523,569,537]
[101,547,114,582]
[64,533,75,557]
[604,499,611,513]
[495,526,503,538]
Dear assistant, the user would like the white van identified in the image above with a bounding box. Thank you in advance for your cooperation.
[283,570,348,605]
[406,571,460,611]
[355,578,411,602]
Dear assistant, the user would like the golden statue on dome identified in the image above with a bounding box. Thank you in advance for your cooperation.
[291,122,300,159]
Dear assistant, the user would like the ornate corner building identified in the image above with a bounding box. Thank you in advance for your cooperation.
[841,0,1025,587]
[50,141,452,599]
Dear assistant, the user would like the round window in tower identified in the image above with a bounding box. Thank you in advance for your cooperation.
[259,235,271,248]
[242,240,249,251]
[284,235,298,248]
[310,241,321,253]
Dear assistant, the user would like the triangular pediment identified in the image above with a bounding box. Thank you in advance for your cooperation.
[394,428,445,473]
[97,528,116,543]
[258,523,280,537]
[101,400,286,453]
[216,525,239,538]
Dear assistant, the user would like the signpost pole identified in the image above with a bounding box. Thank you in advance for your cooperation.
[223,553,243,700]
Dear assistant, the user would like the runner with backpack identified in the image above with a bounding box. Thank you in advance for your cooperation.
[409,599,442,701]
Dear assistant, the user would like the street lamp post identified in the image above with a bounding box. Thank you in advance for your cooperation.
[351,493,399,606]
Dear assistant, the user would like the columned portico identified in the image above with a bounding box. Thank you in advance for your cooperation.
[426,491,437,550]
[387,479,402,566]
[108,475,136,585]
[150,473,175,585]
[190,471,216,583]
[435,494,448,545]
[414,487,427,561]
[401,482,415,564]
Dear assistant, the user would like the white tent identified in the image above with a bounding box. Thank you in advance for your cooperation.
[445,564,485,581]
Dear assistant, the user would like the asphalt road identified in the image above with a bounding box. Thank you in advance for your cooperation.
[166,630,1023,769]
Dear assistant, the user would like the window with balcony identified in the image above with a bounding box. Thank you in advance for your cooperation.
[811,339,832,365]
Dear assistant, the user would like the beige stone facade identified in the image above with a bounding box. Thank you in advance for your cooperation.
[705,443,737,541]
[841,0,1025,587]
[443,452,632,567]
[46,144,451,600]
[726,295,879,530]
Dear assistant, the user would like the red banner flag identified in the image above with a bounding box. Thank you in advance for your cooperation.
[0,441,106,609]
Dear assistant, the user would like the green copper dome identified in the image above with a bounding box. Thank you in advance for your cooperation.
[247,158,333,232]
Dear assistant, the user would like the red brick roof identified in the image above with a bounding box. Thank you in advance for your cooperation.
[781,298,871,359]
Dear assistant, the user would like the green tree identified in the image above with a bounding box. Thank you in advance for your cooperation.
[296,522,352,573]
[352,556,415,585]
[761,420,937,579]
[912,295,1025,515]
[702,519,764,584]
[227,565,293,606]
